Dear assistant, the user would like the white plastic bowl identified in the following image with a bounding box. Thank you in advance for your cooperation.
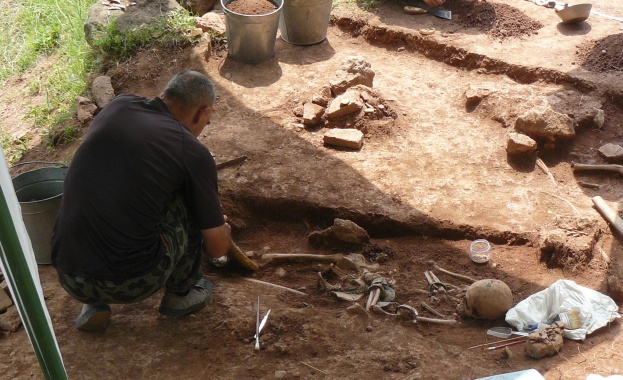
[556,4,592,24]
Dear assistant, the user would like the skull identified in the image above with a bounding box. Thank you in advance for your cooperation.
[457,279,513,320]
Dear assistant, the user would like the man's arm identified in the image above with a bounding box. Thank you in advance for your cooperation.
[424,0,446,6]
[201,221,231,259]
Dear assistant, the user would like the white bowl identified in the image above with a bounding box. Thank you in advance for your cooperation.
[556,4,592,24]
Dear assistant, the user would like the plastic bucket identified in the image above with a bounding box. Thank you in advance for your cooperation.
[222,0,284,64]
[279,0,333,45]
[12,166,67,265]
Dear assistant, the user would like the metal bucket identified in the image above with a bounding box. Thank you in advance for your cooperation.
[11,165,67,265]
[222,0,284,64]
[279,0,333,45]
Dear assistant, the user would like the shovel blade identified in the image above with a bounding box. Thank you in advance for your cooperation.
[487,327,512,338]
[427,9,452,20]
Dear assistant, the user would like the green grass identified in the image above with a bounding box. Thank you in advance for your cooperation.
[0,132,28,164]
[0,0,98,153]
[91,10,199,63]
[0,0,199,155]
[334,0,382,11]
[0,0,95,84]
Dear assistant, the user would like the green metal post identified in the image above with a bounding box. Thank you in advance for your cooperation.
[0,159,67,379]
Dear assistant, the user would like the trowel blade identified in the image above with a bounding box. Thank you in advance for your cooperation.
[427,9,452,20]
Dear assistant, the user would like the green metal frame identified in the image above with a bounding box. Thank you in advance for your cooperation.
[0,155,67,379]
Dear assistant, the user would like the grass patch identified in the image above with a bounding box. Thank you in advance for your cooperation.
[1,0,98,148]
[0,132,29,164]
[0,0,95,84]
[91,10,200,63]
[1,0,200,150]
[334,0,382,11]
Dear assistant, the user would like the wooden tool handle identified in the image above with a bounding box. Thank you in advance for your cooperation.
[228,240,259,271]
[404,6,427,14]
[592,196,623,236]
[572,162,623,175]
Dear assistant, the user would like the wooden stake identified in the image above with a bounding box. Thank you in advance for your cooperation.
[592,196,623,236]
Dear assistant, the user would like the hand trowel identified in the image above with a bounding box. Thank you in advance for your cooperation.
[404,6,452,20]
[487,327,529,338]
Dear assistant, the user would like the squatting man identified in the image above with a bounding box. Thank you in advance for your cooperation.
[52,70,231,330]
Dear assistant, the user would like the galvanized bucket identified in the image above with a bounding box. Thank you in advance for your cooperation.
[11,163,67,265]
[222,0,284,64]
[279,0,333,45]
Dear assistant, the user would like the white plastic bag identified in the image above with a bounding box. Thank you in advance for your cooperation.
[505,279,620,341]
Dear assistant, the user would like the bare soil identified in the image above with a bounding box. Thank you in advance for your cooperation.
[225,0,277,15]
[2,0,623,379]
[576,33,623,72]
[448,0,544,39]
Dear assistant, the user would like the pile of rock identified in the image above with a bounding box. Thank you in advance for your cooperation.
[464,84,606,158]
[76,75,116,124]
[293,56,397,150]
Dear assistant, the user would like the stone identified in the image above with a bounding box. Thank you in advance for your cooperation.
[598,143,623,162]
[293,106,303,117]
[545,91,603,130]
[84,0,184,46]
[465,84,493,103]
[346,303,367,315]
[0,306,21,332]
[608,274,623,303]
[311,93,329,107]
[331,218,369,245]
[195,11,226,35]
[288,122,305,131]
[180,0,217,16]
[76,96,98,124]
[326,89,364,119]
[274,370,287,379]
[506,132,537,155]
[323,129,364,150]
[593,109,605,129]
[193,33,212,62]
[319,85,332,99]
[0,288,12,313]
[538,215,600,268]
[330,56,375,95]
[302,103,325,126]
[91,76,115,109]
[515,107,575,140]
[524,323,564,359]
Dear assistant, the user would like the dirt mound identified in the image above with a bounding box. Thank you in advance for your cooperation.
[449,0,544,39]
[576,33,623,72]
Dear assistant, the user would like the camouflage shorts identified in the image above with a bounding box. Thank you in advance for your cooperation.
[58,196,202,304]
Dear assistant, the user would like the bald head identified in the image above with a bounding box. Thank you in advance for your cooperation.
[162,70,216,111]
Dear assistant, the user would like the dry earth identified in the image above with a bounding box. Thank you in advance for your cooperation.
[2,0,623,379]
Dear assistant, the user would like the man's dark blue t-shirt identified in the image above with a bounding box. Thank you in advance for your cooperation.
[52,95,224,281]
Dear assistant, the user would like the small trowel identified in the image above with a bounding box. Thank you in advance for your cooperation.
[401,0,452,20]
[404,6,452,20]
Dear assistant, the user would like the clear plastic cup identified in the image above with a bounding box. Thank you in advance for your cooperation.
[469,239,491,263]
